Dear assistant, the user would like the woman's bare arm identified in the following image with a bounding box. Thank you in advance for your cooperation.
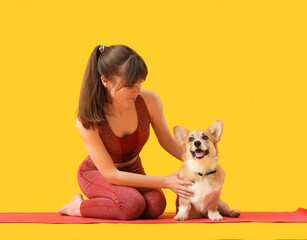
[141,90,184,162]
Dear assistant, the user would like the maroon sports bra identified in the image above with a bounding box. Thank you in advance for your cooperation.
[96,94,151,164]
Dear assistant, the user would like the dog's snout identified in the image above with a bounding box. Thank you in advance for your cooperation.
[194,140,201,147]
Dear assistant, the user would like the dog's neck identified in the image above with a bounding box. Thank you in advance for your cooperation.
[197,170,217,177]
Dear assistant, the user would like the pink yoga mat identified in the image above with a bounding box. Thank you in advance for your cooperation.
[1,208,307,224]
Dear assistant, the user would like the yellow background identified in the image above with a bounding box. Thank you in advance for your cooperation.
[0,0,306,239]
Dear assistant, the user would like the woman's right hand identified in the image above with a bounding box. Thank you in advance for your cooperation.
[164,171,195,199]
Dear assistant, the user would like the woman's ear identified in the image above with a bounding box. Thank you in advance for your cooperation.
[208,120,223,142]
[173,126,189,144]
[101,76,109,88]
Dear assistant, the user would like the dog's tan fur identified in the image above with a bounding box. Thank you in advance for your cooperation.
[173,120,240,221]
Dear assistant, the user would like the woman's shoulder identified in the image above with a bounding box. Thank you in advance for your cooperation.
[140,89,159,101]
[76,118,100,140]
[139,90,162,119]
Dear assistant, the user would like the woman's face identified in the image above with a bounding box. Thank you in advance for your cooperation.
[103,75,142,108]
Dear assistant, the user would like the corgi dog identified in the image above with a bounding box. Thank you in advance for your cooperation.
[173,120,240,221]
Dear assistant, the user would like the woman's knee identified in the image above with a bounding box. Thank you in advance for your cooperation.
[141,190,166,219]
[118,193,146,220]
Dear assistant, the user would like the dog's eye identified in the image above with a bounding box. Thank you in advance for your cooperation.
[202,135,208,140]
[189,137,194,142]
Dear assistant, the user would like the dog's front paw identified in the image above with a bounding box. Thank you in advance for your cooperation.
[174,213,188,221]
[208,211,223,221]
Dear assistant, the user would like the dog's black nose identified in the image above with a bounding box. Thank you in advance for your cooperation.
[194,141,201,147]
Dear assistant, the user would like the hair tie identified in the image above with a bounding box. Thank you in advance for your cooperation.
[99,44,107,54]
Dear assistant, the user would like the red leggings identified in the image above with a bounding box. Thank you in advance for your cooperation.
[77,156,166,220]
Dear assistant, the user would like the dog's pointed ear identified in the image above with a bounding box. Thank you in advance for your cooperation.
[173,126,189,144]
[208,120,223,142]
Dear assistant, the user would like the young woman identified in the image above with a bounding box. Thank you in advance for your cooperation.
[57,44,195,220]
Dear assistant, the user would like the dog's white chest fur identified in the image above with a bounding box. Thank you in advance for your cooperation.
[189,179,214,202]
[186,159,222,213]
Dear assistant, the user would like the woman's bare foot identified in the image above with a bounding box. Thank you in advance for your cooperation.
[58,194,84,217]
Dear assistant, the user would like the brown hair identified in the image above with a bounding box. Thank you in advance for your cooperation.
[76,44,148,130]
